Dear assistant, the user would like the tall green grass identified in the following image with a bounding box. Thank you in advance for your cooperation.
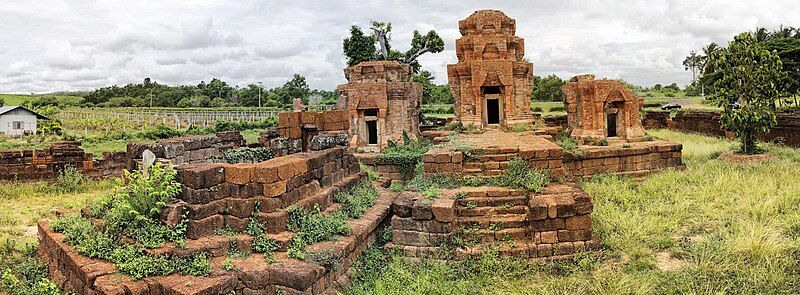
[345,129,800,294]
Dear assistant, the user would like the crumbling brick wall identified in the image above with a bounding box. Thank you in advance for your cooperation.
[171,146,362,239]
[421,146,566,180]
[126,131,244,167]
[389,184,599,260]
[0,141,126,181]
[671,111,724,137]
[643,111,671,129]
[563,141,684,179]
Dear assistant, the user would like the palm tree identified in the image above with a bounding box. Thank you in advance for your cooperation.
[753,27,770,42]
[771,25,795,39]
[699,43,721,97]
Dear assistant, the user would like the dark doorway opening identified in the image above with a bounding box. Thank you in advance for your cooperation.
[483,86,502,94]
[607,113,617,137]
[366,120,378,144]
[486,99,500,124]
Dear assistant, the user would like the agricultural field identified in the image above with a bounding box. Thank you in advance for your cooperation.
[345,129,800,294]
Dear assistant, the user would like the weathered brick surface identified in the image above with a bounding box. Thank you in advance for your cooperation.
[448,10,534,128]
[563,74,647,141]
[0,141,126,182]
[337,61,422,150]
[563,141,684,179]
[391,184,598,260]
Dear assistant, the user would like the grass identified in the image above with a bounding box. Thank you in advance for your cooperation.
[345,129,800,294]
[0,178,115,249]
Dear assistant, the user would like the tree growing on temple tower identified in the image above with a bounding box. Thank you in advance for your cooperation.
[710,32,785,154]
[342,21,443,73]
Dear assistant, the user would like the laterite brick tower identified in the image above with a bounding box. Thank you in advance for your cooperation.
[337,60,422,152]
[447,9,535,128]
[563,74,647,141]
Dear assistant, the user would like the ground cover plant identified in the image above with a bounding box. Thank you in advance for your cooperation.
[344,129,800,294]
[377,132,431,175]
[49,163,213,280]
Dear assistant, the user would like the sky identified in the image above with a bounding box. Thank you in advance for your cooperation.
[1,0,798,94]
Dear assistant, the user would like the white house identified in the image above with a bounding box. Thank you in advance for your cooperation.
[0,106,49,136]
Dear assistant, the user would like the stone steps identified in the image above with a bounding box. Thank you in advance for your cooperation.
[456,195,528,208]
[457,214,529,229]
[457,204,529,217]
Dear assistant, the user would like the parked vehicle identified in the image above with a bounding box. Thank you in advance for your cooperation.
[660,103,682,110]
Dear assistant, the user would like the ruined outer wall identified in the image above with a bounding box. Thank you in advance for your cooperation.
[277,110,350,140]
[563,141,684,179]
[0,141,126,181]
[126,131,244,167]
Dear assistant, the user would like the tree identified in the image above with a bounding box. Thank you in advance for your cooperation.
[342,22,443,73]
[281,74,311,104]
[343,26,378,67]
[710,32,785,154]
[683,50,703,83]
[0,97,4,107]
[530,75,565,102]
[403,30,445,73]
[370,21,392,60]
[761,37,800,107]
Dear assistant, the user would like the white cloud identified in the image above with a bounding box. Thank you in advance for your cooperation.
[0,0,798,93]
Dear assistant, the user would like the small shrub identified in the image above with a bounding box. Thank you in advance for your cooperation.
[554,132,579,151]
[548,106,566,112]
[286,206,350,258]
[359,163,379,181]
[510,124,530,132]
[54,166,84,193]
[378,132,430,175]
[531,106,543,112]
[251,235,279,254]
[333,181,379,219]
[504,158,549,192]
[598,139,609,146]
[117,163,182,222]
[141,124,183,140]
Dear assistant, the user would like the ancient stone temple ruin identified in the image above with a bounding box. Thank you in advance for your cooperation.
[563,74,647,141]
[447,9,535,128]
[337,60,422,152]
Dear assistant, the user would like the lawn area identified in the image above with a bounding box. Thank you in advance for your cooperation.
[346,130,800,294]
[0,178,116,249]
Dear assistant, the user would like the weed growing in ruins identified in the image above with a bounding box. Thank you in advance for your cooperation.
[388,182,405,192]
[54,166,85,193]
[218,147,275,164]
[503,157,549,192]
[117,163,182,221]
[286,205,350,259]
[0,243,59,295]
[359,163,380,181]
[251,235,279,255]
[378,132,431,175]
[307,250,339,270]
[554,131,579,151]
[334,181,379,218]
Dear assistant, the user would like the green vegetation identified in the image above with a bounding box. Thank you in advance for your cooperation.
[334,181,380,219]
[345,129,800,294]
[531,74,566,101]
[503,158,549,192]
[218,147,275,164]
[377,133,431,175]
[286,206,350,260]
[342,20,444,73]
[0,242,59,295]
[48,163,212,280]
[710,32,784,154]
[554,131,579,151]
[82,75,335,108]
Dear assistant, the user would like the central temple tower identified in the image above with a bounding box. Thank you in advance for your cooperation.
[447,10,534,128]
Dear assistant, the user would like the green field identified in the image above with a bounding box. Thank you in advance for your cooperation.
[346,130,800,294]
[0,94,84,107]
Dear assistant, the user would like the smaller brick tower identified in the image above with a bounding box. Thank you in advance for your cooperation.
[562,74,647,141]
[337,60,422,152]
[447,9,535,128]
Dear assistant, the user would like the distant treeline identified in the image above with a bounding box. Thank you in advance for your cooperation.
[80,74,337,108]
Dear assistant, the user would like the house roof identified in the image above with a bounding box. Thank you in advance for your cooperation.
[0,106,49,120]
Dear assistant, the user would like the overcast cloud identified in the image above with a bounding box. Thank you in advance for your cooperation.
[1,0,798,94]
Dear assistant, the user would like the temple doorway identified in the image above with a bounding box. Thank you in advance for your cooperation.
[606,112,617,137]
[483,86,502,125]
